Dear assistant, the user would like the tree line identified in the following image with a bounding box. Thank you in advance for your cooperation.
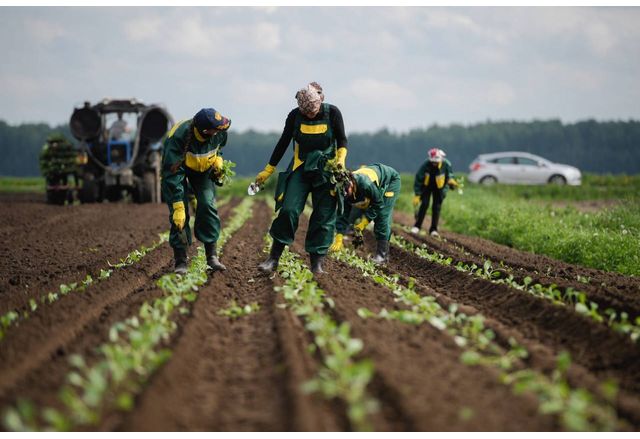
[1,118,639,177]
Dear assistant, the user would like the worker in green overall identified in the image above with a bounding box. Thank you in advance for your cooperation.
[161,108,231,274]
[330,163,401,264]
[412,147,459,237]
[255,82,348,274]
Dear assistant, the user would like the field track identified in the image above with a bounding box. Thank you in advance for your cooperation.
[1,194,638,431]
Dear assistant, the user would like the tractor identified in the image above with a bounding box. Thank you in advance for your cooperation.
[69,98,173,203]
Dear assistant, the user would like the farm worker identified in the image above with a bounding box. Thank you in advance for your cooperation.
[256,82,348,274]
[109,112,130,140]
[39,132,79,191]
[161,108,231,275]
[330,163,401,265]
[411,147,459,237]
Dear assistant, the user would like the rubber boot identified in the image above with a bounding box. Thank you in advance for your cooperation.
[310,253,326,274]
[205,242,227,272]
[258,240,285,274]
[173,247,188,275]
[371,240,390,265]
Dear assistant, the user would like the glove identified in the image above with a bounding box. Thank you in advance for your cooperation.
[329,234,344,252]
[413,194,421,207]
[172,201,186,231]
[354,217,370,232]
[255,164,276,185]
[336,147,347,169]
[448,179,459,189]
[209,155,224,172]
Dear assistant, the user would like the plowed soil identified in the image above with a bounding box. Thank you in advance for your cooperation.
[1,195,638,431]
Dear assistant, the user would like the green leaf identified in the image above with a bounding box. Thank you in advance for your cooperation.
[460,350,481,366]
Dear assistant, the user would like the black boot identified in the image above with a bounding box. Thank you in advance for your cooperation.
[310,253,326,274]
[371,240,390,265]
[258,241,285,274]
[205,243,227,272]
[173,247,188,275]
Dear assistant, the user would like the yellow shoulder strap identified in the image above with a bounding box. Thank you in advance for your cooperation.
[167,119,188,138]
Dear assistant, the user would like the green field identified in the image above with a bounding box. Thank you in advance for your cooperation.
[0,176,45,193]
[396,173,640,276]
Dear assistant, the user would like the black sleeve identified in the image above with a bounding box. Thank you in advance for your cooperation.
[330,105,348,149]
[268,110,296,166]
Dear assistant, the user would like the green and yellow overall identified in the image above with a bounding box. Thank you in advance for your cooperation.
[414,158,456,232]
[161,119,226,250]
[269,103,347,255]
[340,164,401,241]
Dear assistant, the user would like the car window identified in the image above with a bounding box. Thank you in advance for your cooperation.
[492,157,517,164]
[517,157,539,166]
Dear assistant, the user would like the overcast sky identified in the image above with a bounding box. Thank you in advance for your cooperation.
[0,6,639,133]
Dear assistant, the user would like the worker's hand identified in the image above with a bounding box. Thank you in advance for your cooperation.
[412,194,421,207]
[255,164,276,185]
[336,147,347,169]
[354,217,370,232]
[448,179,459,189]
[329,234,344,252]
[172,201,186,231]
[209,155,224,173]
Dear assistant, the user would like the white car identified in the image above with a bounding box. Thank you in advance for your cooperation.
[468,151,582,186]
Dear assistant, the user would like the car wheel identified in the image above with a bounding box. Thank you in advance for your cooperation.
[548,175,567,185]
[480,175,498,185]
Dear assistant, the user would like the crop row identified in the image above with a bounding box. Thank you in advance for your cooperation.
[0,198,233,342]
[391,231,640,344]
[331,247,622,431]
[0,233,167,342]
[266,234,377,431]
[3,197,253,432]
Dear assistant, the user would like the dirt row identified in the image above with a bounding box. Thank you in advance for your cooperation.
[290,217,559,431]
[0,194,168,315]
[0,201,237,424]
[2,196,638,431]
[392,211,640,318]
[119,201,347,431]
[352,227,640,428]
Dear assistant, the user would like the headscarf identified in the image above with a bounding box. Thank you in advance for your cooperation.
[295,82,324,116]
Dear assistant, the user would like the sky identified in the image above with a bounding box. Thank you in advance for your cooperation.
[0,6,639,133]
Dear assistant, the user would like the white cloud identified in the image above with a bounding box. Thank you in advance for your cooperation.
[347,78,418,110]
[25,18,67,45]
[123,13,281,57]
[585,21,616,56]
[123,16,164,42]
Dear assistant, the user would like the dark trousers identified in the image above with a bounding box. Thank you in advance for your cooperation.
[414,189,443,232]
[270,166,337,255]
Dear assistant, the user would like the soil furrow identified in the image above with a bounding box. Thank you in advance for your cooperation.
[0,198,235,316]
[363,232,640,426]
[0,202,236,404]
[393,211,640,316]
[120,200,343,431]
[292,217,554,431]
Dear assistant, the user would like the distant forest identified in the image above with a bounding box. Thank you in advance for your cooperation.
[1,119,639,177]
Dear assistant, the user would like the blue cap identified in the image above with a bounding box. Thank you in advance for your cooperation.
[193,108,231,132]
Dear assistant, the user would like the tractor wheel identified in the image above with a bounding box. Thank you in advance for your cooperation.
[105,186,123,202]
[78,173,99,203]
[133,172,155,204]
[46,189,67,205]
